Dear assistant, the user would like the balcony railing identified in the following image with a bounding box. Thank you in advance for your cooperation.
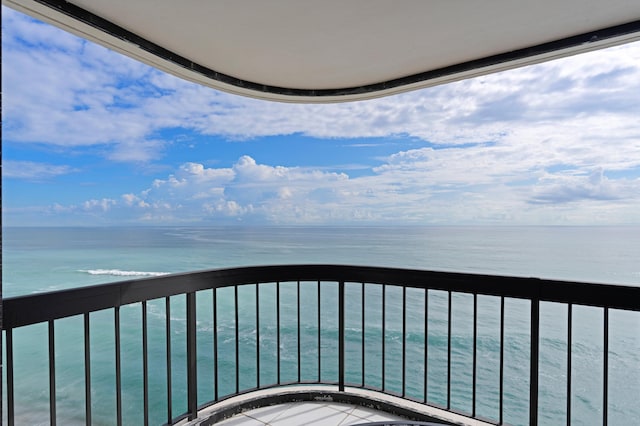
[3,265,640,425]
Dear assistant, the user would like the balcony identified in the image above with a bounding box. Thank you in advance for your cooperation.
[3,265,639,425]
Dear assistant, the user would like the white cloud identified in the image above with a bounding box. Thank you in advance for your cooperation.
[38,154,640,225]
[3,160,76,180]
[83,198,116,212]
[107,139,166,163]
[530,168,640,205]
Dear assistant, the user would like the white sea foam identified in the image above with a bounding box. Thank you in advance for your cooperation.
[79,269,169,277]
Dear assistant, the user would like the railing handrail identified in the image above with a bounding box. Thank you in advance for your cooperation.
[4,264,640,329]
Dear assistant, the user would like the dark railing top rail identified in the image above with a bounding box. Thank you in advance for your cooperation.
[4,264,640,329]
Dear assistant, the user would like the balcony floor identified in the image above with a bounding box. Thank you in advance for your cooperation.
[179,386,491,426]
[215,401,405,425]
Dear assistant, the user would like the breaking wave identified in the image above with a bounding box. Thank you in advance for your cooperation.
[79,269,169,277]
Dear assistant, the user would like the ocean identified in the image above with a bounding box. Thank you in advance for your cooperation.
[2,226,639,425]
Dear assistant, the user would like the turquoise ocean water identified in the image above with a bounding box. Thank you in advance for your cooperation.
[2,226,639,425]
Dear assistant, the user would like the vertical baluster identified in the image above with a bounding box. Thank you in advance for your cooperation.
[530,299,540,426]
[338,281,345,391]
[256,283,260,389]
[186,292,197,420]
[7,329,14,426]
[402,286,406,398]
[213,289,218,400]
[317,281,321,382]
[361,282,365,388]
[49,320,56,426]
[567,304,572,426]
[603,307,609,426]
[382,284,386,392]
[297,281,301,383]
[235,285,240,394]
[447,291,452,410]
[165,297,172,423]
[424,289,429,404]
[277,282,281,385]
[84,313,91,426]
[499,297,504,425]
[115,307,122,426]
[142,302,149,426]
[473,293,477,418]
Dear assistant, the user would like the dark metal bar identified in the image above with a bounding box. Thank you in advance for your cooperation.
[297,281,301,383]
[424,289,429,404]
[338,281,345,392]
[7,329,14,426]
[473,293,477,418]
[165,297,172,423]
[317,280,321,382]
[447,291,452,410]
[530,299,540,426]
[6,265,640,330]
[213,289,219,400]
[142,301,149,426]
[500,297,504,425]
[84,313,91,426]
[382,284,386,392]
[277,281,281,385]
[49,320,56,426]
[0,202,2,426]
[567,304,572,426]
[603,307,609,426]
[186,292,197,420]
[234,286,239,393]
[256,284,260,389]
[115,307,122,426]
[402,286,407,398]
[362,282,365,388]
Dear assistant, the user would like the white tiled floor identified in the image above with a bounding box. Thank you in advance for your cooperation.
[216,401,405,425]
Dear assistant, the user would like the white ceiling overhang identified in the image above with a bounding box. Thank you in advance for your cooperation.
[4,0,640,103]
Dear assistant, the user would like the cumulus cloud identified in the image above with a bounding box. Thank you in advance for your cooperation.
[132,156,351,223]
[3,8,160,158]
[83,198,116,212]
[530,168,640,204]
[36,153,640,226]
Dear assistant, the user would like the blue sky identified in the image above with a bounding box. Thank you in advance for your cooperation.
[3,7,640,226]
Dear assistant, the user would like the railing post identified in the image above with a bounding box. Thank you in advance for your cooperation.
[115,307,122,426]
[447,291,452,410]
[49,320,56,426]
[84,313,91,426]
[499,297,505,425]
[472,293,477,418]
[165,297,172,423]
[142,302,149,426]
[567,304,572,426]
[6,329,14,426]
[338,281,345,392]
[530,299,540,426]
[276,282,281,385]
[186,292,198,420]
[603,307,609,426]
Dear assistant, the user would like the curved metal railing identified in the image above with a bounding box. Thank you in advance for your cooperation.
[3,265,640,425]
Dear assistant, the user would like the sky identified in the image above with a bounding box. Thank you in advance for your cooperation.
[2,7,640,226]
